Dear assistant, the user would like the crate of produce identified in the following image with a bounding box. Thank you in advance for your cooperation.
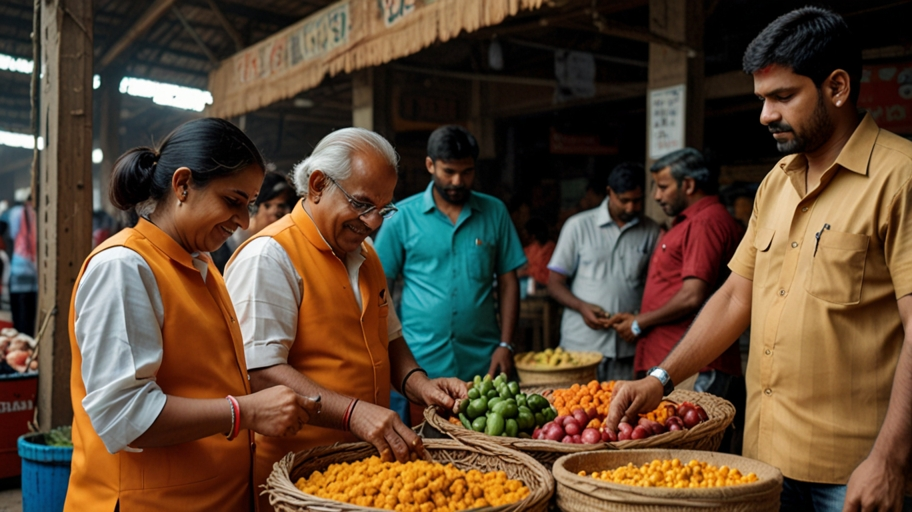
[426,376,735,467]
[0,371,38,479]
[552,449,783,511]
[514,348,602,386]
[263,438,554,512]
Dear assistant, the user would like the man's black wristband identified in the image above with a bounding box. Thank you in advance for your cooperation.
[400,367,428,400]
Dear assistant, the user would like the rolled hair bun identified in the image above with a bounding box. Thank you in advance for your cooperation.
[109,147,159,211]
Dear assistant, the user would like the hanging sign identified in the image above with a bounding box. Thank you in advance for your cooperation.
[649,84,685,159]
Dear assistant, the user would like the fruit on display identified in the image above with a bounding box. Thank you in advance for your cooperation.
[294,453,530,510]
[453,373,555,437]
[533,381,709,444]
[0,328,37,374]
[578,458,759,488]
[514,347,600,369]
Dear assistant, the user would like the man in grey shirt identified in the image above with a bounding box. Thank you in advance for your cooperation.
[547,163,660,381]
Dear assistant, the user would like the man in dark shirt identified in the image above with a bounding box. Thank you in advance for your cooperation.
[611,148,744,409]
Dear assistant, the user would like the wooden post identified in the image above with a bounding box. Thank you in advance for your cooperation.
[467,80,496,160]
[98,69,122,217]
[352,67,392,140]
[37,0,94,430]
[645,0,704,221]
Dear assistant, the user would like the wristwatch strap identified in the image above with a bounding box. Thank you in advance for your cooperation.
[647,366,675,396]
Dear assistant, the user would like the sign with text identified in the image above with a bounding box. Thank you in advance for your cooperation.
[649,84,685,159]
[208,0,546,118]
[380,0,417,26]
[234,2,350,84]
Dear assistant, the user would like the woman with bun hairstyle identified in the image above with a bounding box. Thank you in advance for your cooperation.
[211,171,296,273]
[65,118,319,512]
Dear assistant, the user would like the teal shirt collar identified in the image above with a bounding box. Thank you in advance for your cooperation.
[421,182,482,215]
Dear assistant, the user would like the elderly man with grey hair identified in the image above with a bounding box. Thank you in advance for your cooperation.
[224,127,466,508]
[609,147,745,451]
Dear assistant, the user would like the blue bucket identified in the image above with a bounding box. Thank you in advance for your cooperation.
[17,432,72,512]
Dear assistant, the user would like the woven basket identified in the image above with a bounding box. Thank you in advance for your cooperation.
[514,351,602,386]
[263,438,554,512]
[553,449,783,511]
[426,389,735,467]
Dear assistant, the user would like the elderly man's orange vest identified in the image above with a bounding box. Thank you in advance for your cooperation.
[230,203,391,490]
[65,219,254,512]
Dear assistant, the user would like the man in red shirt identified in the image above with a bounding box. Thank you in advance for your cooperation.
[610,147,745,449]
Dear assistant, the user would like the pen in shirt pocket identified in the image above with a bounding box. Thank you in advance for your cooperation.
[813,223,830,257]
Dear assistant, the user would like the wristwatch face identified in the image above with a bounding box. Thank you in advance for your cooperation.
[648,367,668,384]
[648,367,673,395]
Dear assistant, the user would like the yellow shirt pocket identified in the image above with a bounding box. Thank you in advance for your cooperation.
[805,230,868,305]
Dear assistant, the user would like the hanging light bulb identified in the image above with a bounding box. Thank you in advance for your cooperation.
[488,37,504,71]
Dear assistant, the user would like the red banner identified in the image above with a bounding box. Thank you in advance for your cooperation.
[858,63,912,135]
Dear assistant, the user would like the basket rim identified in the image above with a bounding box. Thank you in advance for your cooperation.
[264,438,555,512]
[428,389,735,454]
[552,448,783,501]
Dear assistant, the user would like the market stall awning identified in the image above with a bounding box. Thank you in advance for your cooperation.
[207,0,544,118]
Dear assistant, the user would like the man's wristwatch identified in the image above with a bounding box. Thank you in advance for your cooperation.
[630,319,642,337]
[647,366,675,396]
[498,342,514,352]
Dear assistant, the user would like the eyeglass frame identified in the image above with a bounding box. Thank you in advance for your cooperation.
[325,175,398,220]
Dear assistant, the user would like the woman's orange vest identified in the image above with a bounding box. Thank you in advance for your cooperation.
[65,219,254,512]
[230,203,391,495]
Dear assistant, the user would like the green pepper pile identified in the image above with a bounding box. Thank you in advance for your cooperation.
[456,373,556,438]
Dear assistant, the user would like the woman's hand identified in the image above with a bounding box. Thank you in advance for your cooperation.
[236,385,320,437]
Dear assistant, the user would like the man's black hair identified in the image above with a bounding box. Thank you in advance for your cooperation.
[427,125,479,162]
[650,147,717,195]
[607,162,645,195]
[743,6,861,104]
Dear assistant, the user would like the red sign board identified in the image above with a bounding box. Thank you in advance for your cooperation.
[858,63,912,135]
[549,128,618,156]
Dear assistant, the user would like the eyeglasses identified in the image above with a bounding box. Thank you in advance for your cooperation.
[326,176,398,220]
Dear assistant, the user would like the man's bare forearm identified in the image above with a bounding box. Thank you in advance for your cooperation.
[660,273,752,385]
[249,364,346,430]
[498,271,520,344]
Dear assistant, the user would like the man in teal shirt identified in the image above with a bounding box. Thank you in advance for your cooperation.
[375,126,526,383]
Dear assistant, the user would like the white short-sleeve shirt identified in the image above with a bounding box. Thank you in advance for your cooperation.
[224,236,403,371]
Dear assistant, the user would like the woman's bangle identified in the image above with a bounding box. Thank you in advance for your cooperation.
[226,395,241,441]
[342,398,359,432]
[400,367,428,402]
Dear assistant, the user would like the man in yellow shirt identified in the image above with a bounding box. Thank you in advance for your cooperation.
[608,7,911,512]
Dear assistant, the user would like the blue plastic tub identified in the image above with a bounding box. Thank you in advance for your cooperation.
[17,432,72,512]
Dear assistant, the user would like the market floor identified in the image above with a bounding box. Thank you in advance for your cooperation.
[0,488,21,512]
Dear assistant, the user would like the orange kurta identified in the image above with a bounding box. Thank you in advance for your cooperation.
[66,219,254,512]
[231,203,391,496]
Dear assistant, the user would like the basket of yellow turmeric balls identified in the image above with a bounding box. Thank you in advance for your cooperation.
[551,449,783,512]
[264,438,554,512]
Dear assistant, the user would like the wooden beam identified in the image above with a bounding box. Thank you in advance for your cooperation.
[205,0,244,51]
[38,0,94,430]
[504,37,648,68]
[391,63,558,88]
[489,82,646,118]
[705,70,753,100]
[98,68,123,217]
[98,0,179,70]
[170,6,219,65]
[644,0,704,222]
